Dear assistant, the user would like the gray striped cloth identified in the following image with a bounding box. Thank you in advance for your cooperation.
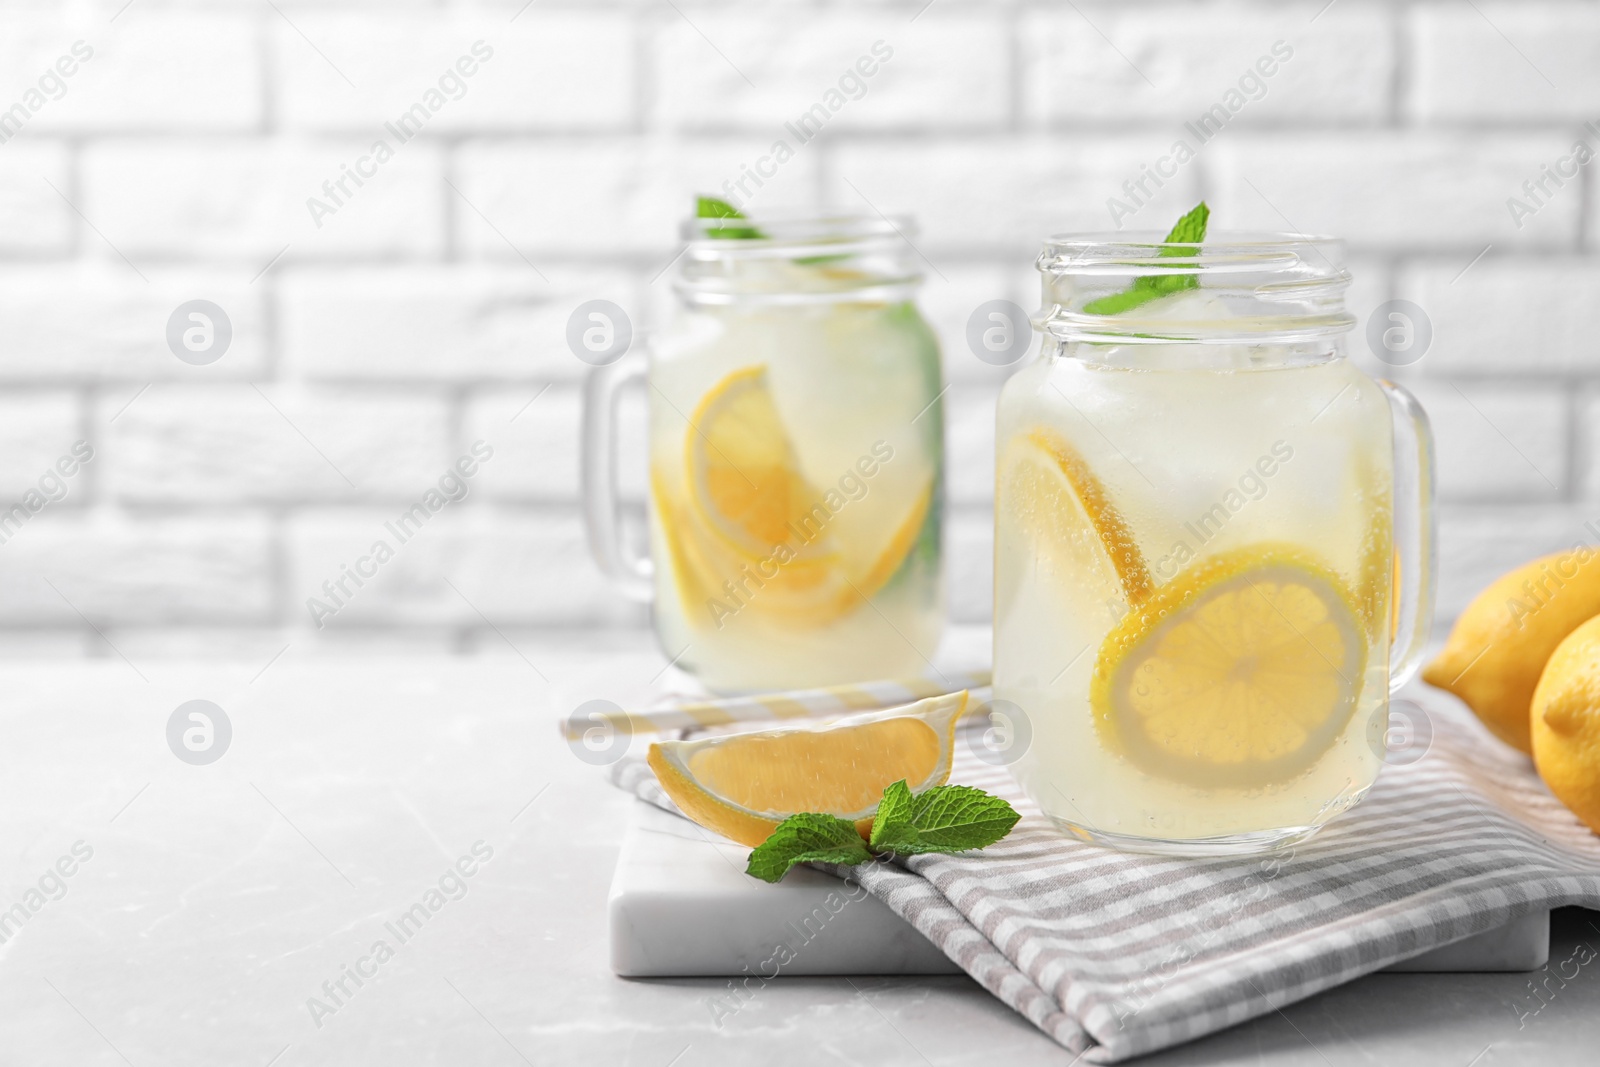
[611,697,1600,1062]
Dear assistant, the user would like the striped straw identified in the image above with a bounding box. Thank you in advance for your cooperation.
[560,671,991,742]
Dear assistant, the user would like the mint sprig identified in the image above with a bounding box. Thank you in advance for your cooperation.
[693,195,850,265]
[697,195,764,240]
[1082,201,1209,315]
[745,780,1020,883]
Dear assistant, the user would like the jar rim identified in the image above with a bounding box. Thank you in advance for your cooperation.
[673,211,925,304]
[1036,230,1355,344]
[681,211,913,248]
[1039,231,1343,273]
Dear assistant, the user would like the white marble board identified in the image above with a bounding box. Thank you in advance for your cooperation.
[610,801,1549,978]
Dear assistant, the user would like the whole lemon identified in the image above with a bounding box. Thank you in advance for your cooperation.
[1530,614,1600,834]
[1423,548,1600,753]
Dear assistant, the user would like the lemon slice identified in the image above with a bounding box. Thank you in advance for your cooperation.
[855,478,933,595]
[647,692,968,847]
[688,365,835,563]
[653,482,930,629]
[652,489,857,630]
[661,365,934,628]
[654,465,862,626]
[998,428,1153,620]
[651,467,719,607]
[1091,545,1367,788]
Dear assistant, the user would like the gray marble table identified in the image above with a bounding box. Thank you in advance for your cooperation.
[1,638,1596,1066]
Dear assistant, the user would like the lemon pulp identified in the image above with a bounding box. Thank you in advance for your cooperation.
[1092,546,1367,789]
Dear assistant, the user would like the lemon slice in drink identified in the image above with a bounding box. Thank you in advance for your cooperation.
[655,474,854,626]
[688,365,836,562]
[648,692,967,847]
[674,365,855,622]
[856,478,933,592]
[998,428,1153,620]
[1091,546,1367,789]
[671,365,931,627]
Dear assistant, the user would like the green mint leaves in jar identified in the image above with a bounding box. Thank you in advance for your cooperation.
[1083,201,1210,316]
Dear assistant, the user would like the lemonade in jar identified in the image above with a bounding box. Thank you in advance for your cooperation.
[993,206,1436,853]
[584,204,944,692]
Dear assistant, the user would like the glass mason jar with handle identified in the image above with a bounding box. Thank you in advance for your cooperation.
[583,213,945,693]
[993,231,1436,855]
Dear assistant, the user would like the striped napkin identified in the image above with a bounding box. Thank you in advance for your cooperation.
[611,693,1600,1062]
[563,672,989,741]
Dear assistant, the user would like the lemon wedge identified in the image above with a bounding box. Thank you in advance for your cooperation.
[647,691,968,847]
[1091,545,1367,788]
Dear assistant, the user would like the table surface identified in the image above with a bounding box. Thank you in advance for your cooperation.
[2,633,1598,1066]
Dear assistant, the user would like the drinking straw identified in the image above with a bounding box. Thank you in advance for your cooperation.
[559,671,991,741]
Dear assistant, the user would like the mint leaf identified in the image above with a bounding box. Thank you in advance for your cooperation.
[745,812,873,883]
[1083,201,1209,315]
[1078,286,1159,316]
[744,783,1021,882]
[694,195,852,265]
[871,780,1019,855]
[696,195,764,240]
[868,779,915,852]
[874,785,1021,855]
[695,195,744,220]
[1160,200,1209,247]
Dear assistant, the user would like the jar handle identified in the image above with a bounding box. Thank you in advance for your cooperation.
[581,350,653,602]
[1379,380,1437,692]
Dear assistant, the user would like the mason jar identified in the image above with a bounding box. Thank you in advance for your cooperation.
[992,231,1436,854]
[583,214,945,693]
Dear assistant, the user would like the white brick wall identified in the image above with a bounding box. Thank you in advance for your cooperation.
[0,142,71,251]
[0,266,270,379]
[652,13,1010,130]
[84,139,447,257]
[274,13,638,133]
[1210,133,1580,250]
[2,12,261,132]
[1410,3,1600,121]
[1021,6,1395,123]
[102,387,454,502]
[279,266,632,382]
[0,0,1594,660]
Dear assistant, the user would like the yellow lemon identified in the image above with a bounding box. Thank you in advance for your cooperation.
[1423,550,1600,754]
[647,691,967,847]
[1530,614,1600,835]
[996,428,1153,623]
[1091,545,1367,788]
